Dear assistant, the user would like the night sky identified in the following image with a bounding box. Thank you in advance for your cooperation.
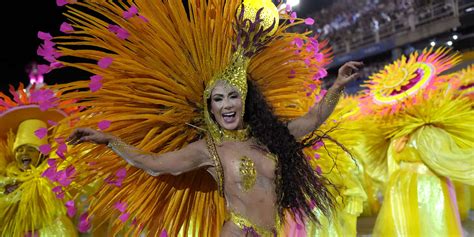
[2,1,65,94]
[0,0,327,94]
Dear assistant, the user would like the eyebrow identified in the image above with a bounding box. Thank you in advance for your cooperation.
[212,91,238,97]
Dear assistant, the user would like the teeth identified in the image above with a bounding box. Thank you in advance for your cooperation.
[222,112,236,117]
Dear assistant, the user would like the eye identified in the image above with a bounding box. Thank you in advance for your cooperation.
[213,97,222,102]
[229,92,240,99]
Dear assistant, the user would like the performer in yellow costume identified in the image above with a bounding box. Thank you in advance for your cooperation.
[45,0,362,236]
[448,64,474,222]
[0,84,78,237]
[359,47,474,237]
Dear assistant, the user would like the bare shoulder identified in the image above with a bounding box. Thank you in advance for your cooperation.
[185,139,207,152]
[183,139,212,164]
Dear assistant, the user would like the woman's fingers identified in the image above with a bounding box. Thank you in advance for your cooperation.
[69,135,83,145]
[344,61,363,71]
[348,61,363,69]
[66,130,80,143]
[347,64,360,72]
[66,132,80,145]
[348,61,364,66]
[67,128,95,145]
[339,61,363,78]
[78,135,94,143]
[67,127,112,145]
[347,72,361,81]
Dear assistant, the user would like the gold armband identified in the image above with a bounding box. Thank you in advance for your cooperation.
[323,87,344,105]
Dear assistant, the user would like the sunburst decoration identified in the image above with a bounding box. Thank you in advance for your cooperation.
[449,64,474,99]
[361,47,461,115]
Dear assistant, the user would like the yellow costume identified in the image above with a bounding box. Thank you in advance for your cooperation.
[446,64,474,221]
[0,86,78,237]
[359,47,473,236]
[48,0,335,236]
[298,94,368,237]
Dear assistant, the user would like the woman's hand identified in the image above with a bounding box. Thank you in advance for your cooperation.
[333,61,363,89]
[66,127,115,145]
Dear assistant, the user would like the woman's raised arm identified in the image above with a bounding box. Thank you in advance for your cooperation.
[287,61,363,138]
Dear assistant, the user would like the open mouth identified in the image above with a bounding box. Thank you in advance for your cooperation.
[222,112,236,123]
[21,157,32,167]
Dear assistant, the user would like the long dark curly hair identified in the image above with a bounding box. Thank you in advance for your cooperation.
[244,78,335,223]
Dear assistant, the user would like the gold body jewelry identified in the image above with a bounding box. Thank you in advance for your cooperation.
[226,210,279,237]
[323,87,344,105]
[222,126,251,142]
[239,156,256,192]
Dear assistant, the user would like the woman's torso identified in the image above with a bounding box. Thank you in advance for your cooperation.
[212,138,278,235]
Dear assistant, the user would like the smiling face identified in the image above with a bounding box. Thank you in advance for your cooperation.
[210,81,244,131]
[15,144,41,170]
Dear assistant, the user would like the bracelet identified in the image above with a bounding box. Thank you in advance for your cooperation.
[107,139,119,149]
[107,138,137,166]
[107,139,129,154]
[323,87,344,105]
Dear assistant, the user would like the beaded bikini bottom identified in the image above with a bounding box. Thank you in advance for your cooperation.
[226,211,278,237]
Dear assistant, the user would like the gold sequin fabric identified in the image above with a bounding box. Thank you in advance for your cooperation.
[239,156,257,192]
[226,210,277,237]
[323,87,343,105]
[222,126,251,142]
[205,135,225,196]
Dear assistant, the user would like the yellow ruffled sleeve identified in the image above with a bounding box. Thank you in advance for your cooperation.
[413,126,474,185]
